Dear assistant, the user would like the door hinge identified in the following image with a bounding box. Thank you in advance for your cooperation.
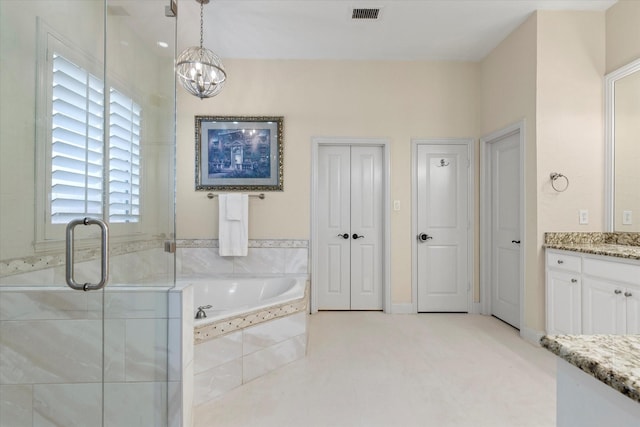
[164,240,176,253]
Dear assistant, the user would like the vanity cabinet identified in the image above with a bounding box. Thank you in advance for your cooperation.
[546,249,640,335]
[546,251,582,334]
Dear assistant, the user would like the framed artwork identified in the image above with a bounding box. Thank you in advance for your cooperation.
[194,116,284,191]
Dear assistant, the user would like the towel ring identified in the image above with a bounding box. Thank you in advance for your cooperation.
[550,173,569,192]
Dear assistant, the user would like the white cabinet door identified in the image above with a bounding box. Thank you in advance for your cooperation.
[317,145,383,310]
[582,277,625,334]
[625,289,640,334]
[546,270,581,334]
[416,144,469,312]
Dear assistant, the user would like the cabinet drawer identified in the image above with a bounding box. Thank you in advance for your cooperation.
[547,251,581,273]
[583,258,640,286]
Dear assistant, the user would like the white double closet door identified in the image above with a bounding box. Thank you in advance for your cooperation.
[317,145,383,310]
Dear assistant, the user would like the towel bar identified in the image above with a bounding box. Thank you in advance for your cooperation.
[207,192,265,199]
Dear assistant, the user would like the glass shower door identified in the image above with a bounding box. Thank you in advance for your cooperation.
[0,1,176,426]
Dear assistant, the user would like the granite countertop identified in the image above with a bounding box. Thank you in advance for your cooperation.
[540,334,640,403]
[544,232,640,261]
[543,242,640,260]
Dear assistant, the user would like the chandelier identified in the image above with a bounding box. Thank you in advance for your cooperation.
[176,0,227,99]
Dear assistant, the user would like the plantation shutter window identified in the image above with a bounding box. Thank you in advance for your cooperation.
[50,53,104,224]
[48,52,141,227]
[109,88,141,223]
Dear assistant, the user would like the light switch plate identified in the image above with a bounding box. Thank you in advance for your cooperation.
[623,210,633,225]
[393,200,401,211]
[579,209,589,225]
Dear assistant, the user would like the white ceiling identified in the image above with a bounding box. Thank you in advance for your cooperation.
[175,0,617,61]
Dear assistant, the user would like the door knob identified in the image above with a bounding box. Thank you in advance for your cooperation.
[625,291,633,297]
[352,233,365,239]
[417,233,433,241]
[511,240,521,244]
[337,233,349,239]
[614,289,622,294]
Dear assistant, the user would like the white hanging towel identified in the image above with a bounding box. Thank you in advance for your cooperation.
[218,193,249,256]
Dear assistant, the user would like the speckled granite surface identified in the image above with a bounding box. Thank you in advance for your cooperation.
[541,335,640,404]
[544,232,640,260]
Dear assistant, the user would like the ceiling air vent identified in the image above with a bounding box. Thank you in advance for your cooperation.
[352,8,380,20]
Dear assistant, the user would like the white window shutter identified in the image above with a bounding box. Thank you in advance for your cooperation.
[108,88,141,223]
[50,54,104,224]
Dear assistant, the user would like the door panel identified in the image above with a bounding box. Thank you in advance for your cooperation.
[318,146,351,309]
[490,133,521,328]
[350,146,383,310]
[582,278,623,334]
[317,145,383,310]
[417,144,469,312]
[547,271,582,334]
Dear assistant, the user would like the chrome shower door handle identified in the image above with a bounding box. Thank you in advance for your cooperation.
[65,217,109,291]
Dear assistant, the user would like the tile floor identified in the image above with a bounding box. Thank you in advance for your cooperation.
[195,312,557,427]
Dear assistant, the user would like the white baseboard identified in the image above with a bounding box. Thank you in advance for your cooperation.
[520,326,545,346]
[470,302,482,314]
[391,303,415,314]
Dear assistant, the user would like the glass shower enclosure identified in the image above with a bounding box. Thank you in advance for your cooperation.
[0,1,177,425]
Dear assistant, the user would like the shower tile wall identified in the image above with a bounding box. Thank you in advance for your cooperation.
[0,247,173,427]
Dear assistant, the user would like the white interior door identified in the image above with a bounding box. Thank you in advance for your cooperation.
[490,132,521,328]
[317,145,351,309]
[350,146,383,309]
[317,145,383,310]
[416,144,469,312]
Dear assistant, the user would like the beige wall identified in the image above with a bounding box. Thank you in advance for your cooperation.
[480,11,605,334]
[535,11,606,329]
[176,60,480,303]
[176,10,614,323]
[479,14,538,329]
[606,0,640,73]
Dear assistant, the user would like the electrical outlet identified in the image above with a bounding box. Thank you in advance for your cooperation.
[623,210,633,225]
[579,209,589,225]
[393,200,401,211]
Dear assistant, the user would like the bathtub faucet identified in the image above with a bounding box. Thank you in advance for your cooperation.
[195,305,212,319]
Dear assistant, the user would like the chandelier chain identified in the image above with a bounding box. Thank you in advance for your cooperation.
[199,0,204,49]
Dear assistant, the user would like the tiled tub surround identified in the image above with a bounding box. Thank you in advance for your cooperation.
[194,311,308,406]
[544,232,640,260]
[0,285,174,427]
[176,239,309,276]
[541,335,640,426]
[189,278,309,406]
